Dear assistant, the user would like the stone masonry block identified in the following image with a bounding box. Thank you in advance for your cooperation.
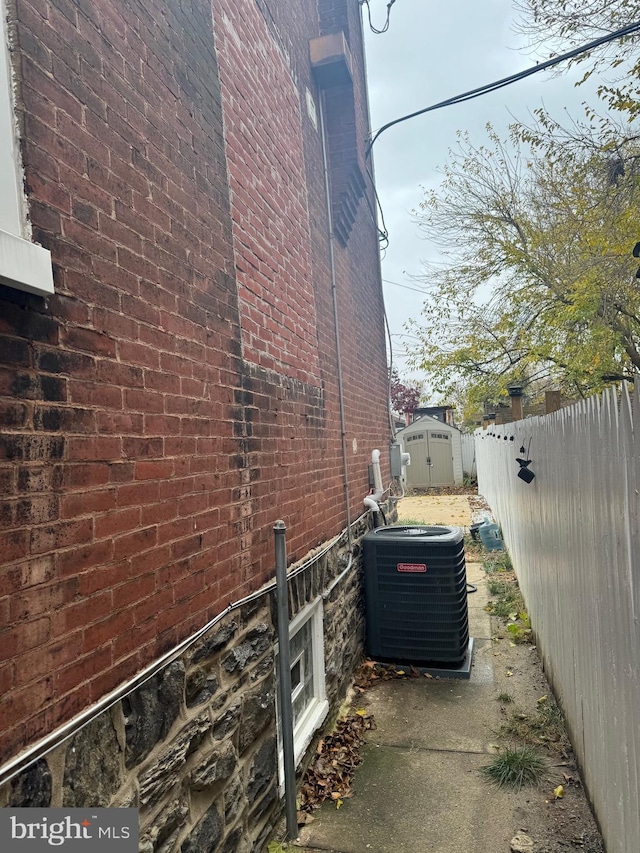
[139,794,189,853]
[9,758,52,807]
[180,801,223,853]
[124,660,185,768]
[238,683,275,754]
[246,736,276,804]
[222,624,271,673]
[191,741,237,790]
[62,711,122,807]
[138,713,211,806]
[191,621,237,664]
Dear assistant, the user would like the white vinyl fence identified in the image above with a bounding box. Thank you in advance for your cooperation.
[461,433,476,478]
[476,384,640,853]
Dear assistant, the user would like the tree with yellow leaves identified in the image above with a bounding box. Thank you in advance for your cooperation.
[410,118,640,415]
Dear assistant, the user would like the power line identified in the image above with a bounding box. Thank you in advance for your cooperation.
[391,332,422,341]
[382,277,431,295]
[366,20,640,156]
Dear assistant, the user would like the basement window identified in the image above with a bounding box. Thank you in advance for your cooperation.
[276,597,329,784]
[0,1,54,297]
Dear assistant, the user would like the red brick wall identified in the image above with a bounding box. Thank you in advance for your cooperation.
[213,0,320,385]
[0,0,244,763]
[0,0,391,765]
[212,0,390,581]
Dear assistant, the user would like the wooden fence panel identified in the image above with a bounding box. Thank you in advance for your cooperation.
[475,388,640,853]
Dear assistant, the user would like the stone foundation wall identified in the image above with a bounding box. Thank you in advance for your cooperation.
[1,601,275,853]
[1,512,392,851]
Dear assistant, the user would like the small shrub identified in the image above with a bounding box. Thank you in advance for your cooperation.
[487,578,510,596]
[489,593,525,619]
[481,746,547,790]
[507,622,532,644]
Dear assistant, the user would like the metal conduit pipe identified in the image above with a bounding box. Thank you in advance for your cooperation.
[321,552,354,600]
[0,583,267,788]
[318,90,352,551]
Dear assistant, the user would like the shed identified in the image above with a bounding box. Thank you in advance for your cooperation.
[397,416,464,488]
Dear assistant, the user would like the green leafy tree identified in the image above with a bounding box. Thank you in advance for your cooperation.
[410,122,640,414]
[514,0,640,117]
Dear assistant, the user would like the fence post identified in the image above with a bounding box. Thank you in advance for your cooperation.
[545,390,561,414]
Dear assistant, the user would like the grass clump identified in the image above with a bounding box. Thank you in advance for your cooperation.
[482,550,513,573]
[500,698,570,755]
[486,573,533,644]
[506,621,532,644]
[486,582,525,618]
[487,578,511,596]
[481,745,547,790]
[497,692,514,704]
[463,533,484,558]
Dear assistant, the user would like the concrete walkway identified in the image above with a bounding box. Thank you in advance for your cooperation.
[295,496,525,853]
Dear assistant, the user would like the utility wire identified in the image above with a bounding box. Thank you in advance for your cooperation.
[361,0,396,35]
[383,277,431,295]
[362,160,390,249]
[366,20,640,156]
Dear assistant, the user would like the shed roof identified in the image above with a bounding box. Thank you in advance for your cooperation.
[396,415,461,435]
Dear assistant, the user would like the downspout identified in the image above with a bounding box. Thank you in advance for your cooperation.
[319,91,352,550]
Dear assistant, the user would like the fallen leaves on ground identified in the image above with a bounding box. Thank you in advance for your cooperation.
[296,660,435,822]
[297,709,375,820]
[353,659,431,692]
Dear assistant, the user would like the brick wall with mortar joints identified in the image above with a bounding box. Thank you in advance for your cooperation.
[241,0,391,519]
[0,0,391,785]
[0,513,392,852]
[232,361,332,587]
[265,0,390,512]
[212,0,321,385]
[0,0,246,763]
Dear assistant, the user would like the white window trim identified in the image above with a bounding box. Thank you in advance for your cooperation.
[275,596,329,789]
[0,0,53,297]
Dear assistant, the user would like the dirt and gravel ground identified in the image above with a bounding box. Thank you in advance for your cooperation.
[486,636,604,853]
[402,492,604,852]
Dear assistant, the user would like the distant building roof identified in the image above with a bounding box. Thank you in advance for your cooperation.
[411,405,455,426]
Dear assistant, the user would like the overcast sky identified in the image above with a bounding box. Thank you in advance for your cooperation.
[363,0,603,390]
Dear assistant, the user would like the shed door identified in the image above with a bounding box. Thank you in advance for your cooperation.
[404,433,429,486]
[427,431,454,486]
[404,431,454,487]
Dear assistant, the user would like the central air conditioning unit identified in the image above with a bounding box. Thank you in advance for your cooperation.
[363,525,470,668]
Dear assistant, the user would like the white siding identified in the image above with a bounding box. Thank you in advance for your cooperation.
[475,384,640,853]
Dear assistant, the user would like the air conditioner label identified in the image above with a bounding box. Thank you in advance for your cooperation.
[397,563,426,573]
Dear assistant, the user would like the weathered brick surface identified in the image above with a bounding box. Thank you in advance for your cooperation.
[0,0,243,762]
[213,0,320,385]
[0,0,391,784]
